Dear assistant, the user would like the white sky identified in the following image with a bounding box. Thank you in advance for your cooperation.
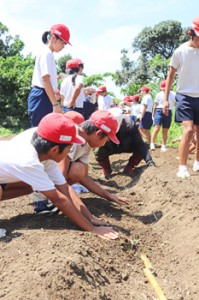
[0,0,197,97]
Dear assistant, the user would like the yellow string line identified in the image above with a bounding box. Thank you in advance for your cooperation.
[141,254,167,300]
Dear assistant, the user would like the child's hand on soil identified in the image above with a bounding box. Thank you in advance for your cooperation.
[109,194,130,206]
[93,226,119,240]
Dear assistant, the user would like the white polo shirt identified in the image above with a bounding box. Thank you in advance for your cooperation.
[31,47,58,90]
[61,74,85,108]
[155,90,176,110]
[170,42,199,97]
[98,95,113,110]
[141,94,153,112]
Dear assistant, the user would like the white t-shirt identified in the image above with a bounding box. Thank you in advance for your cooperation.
[60,74,85,108]
[0,128,66,191]
[170,42,199,97]
[31,47,58,90]
[141,94,153,113]
[130,103,141,117]
[155,90,176,110]
[98,95,113,110]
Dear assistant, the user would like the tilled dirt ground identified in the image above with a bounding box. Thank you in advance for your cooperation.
[0,148,199,300]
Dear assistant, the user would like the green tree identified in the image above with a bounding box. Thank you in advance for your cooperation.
[0,22,34,130]
[57,54,72,74]
[114,20,189,94]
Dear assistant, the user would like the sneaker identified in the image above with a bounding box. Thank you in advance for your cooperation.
[147,160,156,167]
[150,143,155,151]
[34,200,59,216]
[0,229,6,239]
[176,169,190,179]
[161,146,167,153]
[193,161,199,172]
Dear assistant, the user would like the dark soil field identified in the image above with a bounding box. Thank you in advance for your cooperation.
[0,148,198,300]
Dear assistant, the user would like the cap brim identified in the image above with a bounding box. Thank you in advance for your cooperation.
[109,134,120,145]
[73,135,85,145]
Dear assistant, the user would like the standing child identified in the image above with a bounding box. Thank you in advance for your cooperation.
[28,24,71,127]
[163,16,199,178]
[60,58,85,115]
[139,86,153,144]
[150,80,176,152]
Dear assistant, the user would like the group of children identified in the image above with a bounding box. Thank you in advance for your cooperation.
[119,81,175,153]
[1,16,199,240]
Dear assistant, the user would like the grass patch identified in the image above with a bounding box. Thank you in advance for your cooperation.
[151,110,182,148]
[0,127,22,137]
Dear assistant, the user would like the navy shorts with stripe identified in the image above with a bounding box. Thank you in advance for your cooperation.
[175,93,199,125]
[153,108,172,129]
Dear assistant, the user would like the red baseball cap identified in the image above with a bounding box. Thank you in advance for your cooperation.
[160,80,166,89]
[123,96,131,102]
[74,58,84,65]
[192,16,199,37]
[96,85,107,92]
[50,24,71,45]
[64,111,85,124]
[66,59,79,69]
[90,110,120,144]
[37,113,85,145]
[139,86,150,92]
[131,94,140,102]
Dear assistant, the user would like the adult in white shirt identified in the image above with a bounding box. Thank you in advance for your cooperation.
[150,80,176,152]
[139,86,153,143]
[96,85,114,110]
[60,58,85,115]
[0,113,118,240]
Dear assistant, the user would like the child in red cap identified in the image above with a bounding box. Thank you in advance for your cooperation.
[58,110,130,206]
[150,80,176,152]
[28,24,71,127]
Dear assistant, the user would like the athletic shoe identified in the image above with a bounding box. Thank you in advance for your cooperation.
[161,145,167,153]
[176,169,190,179]
[150,143,155,151]
[193,161,199,172]
[147,160,156,167]
[34,199,59,216]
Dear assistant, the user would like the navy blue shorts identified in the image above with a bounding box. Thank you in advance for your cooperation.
[28,86,53,127]
[153,109,172,128]
[140,112,153,129]
[175,93,199,125]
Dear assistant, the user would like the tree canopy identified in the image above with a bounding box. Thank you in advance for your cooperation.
[114,20,189,95]
[0,22,35,129]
